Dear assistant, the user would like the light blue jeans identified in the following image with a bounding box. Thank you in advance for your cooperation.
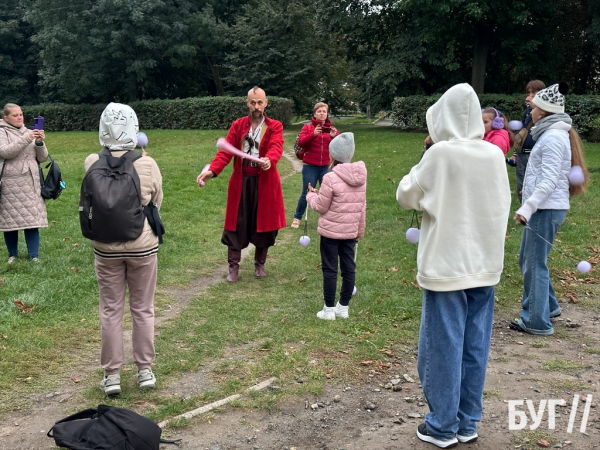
[518,209,567,335]
[417,286,495,439]
[293,164,329,220]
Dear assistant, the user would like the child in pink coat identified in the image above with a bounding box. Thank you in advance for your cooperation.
[482,107,514,155]
[306,132,367,320]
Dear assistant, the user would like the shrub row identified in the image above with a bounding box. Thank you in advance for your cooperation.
[390,94,600,141]
[20,96,294,132]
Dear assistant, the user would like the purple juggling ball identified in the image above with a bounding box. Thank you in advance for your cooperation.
[508,120,523,131]
[137,132,148,148]
[299,235,311,247]
[577,261,591,273]
[406,228,420,243]
[569,165,585,185]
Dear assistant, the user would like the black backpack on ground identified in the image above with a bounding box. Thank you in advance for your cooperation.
[39,154,64,200]
[79,148,145,243]
[47,404,180,450]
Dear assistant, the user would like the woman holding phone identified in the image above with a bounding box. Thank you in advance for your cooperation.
[0,103,48,263]
[291,102,339,228]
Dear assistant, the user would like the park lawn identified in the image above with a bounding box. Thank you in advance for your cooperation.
[0,125,598,421]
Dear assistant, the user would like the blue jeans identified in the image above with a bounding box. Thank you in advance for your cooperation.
[417,286,495,439]
[518,209,567,335]
[294,164,329,220]
[3,229,40,258]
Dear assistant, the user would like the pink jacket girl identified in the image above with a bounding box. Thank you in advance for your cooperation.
[306,132,367,321]
[482,107,514,156]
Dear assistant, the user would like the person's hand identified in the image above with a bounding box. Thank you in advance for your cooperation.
[307,183,318,194]
[142,151,148,157]
[314,125,322,136]
[514,213,526,226]
[28,130,36,140]
[329,126,337,138]
[34,130,45,143]
[260,157,271,170]
[197,170,214,187]
[424,135,432,145]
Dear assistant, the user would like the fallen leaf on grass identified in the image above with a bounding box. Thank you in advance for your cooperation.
[537,439,549,447]
[380,349,394,357]
[72,243,80,247]
[298,276,307,282]
[72,376,81,383]
[14,300,34,315]
[360,360,374,366]
[70,267,80,272]
[381,293,390,297]
[0,276,3,286]
[391,267,398,272]
[564,292,578,303]
[1,334,7,339]
[281,315,287,323]
[410,282,422,290]
[63,237,71,241]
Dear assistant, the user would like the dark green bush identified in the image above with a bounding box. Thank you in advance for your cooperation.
[20,96,294,132]
[391,94,600,142]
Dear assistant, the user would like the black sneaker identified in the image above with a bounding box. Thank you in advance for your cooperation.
[417,423,458,448]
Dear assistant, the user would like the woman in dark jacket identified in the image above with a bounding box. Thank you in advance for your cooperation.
[291,102,338,228]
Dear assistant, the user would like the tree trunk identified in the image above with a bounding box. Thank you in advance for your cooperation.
[471,23,491,94]
[207,55,225,96]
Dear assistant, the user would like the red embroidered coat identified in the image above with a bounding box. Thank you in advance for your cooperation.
[209,114,286,232]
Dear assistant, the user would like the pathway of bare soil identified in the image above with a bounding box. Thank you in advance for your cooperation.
[1,151,598,449]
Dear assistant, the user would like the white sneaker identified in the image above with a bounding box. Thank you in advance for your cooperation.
[7,256,16,264]
[456,432,478,443]
[100,374,121,396]
[335,302,349,319]
[137,369,156,389]
[317,306,336,320]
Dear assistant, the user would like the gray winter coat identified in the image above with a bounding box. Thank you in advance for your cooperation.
[0,120,49,231]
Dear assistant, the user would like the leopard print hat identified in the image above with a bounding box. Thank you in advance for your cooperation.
[532,82,569,114]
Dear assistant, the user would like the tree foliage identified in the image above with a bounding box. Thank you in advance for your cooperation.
[1,0,600,113]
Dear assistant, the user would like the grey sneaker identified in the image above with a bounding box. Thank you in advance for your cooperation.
[100,374,121,396]
[7,256,16,264]
[137,369,156,389]
[31,257,39,263]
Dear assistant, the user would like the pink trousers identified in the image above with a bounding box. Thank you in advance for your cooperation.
[94,254,157,374]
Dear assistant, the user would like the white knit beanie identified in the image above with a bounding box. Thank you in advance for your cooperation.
[532,82,569,114]
[329,132,355,163]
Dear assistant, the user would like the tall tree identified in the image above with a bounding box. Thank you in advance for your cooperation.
[0,1,40,105]
[222,0,353,114]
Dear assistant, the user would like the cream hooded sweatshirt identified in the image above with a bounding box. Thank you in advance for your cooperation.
[396,83,511,291]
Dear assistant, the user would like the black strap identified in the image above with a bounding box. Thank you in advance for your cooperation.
[160,437,183,445]
[99,147,141,169]
[144,201,165,244]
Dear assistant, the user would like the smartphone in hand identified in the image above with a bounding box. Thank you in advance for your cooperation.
[33,116,44,130]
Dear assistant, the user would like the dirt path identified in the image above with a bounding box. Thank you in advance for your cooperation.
[1,152,598,449]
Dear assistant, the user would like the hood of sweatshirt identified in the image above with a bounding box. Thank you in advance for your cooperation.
[99,102,139,151]
[332,161,367,187]
[426,83,484,144]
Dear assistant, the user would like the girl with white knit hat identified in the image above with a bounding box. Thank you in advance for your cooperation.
[511,82,588,336]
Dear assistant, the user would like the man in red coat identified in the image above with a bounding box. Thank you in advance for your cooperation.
[197,87,286,282]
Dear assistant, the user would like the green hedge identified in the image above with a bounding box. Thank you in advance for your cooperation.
[390,94,600,142]
[20,96,294,132]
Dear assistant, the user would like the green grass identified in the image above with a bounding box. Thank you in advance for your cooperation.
[1,126,599,421]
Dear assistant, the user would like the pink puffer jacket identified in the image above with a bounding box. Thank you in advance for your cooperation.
[306,161,367,240]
